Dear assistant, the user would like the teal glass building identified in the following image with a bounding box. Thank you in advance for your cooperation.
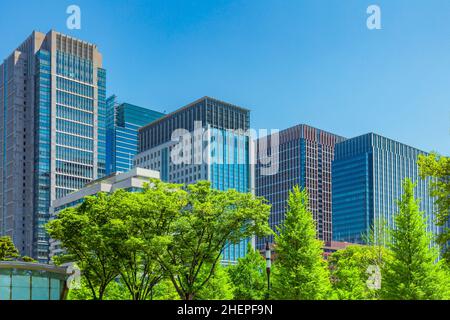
[0,261,68,300]
[332,133,437,244]
[135,97,253,264]
[106,95,164,174]
[0,31,106,263]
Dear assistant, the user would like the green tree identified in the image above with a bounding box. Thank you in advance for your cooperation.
[0,236,19,261]
[47,179,270,301]
[20,256,36,263]
[228,243,267,300]
[67,276,131,300]
[154,181,272,300]
[48,180,184,300]
[152,278,180,300]
[271,186,333,300]
[46,194,119,300]
[381,179,450,300]
[104,188,168,300]
[196,263,234,300]
[329,245,391,300]
[418,153,450,264]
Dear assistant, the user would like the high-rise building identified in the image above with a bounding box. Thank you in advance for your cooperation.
[106,95,164,175]
[332,133,437,244]
[134,96,253,264]
[255,124,346,250]
[0,30,106,262]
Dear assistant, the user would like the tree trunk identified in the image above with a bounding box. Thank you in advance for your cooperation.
[186,292,195,300]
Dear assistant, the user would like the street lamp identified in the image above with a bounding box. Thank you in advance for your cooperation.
[265,242,271,299]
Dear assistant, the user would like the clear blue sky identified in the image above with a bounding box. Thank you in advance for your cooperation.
[1,0,449,154]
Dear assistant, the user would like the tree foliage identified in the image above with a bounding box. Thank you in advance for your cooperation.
[0,236,19,261]
[46,195,119,300]
[196,263,234,300]
[228,242,267,300]
[271,186,333,300]
[152,278,180,300]
[67,276,131,300]
[329,245,391,300]
[381,179,450,300]
[418,153,450,264]
[104,181,185,300]
[154,181,272,300]
[47,179,271,301]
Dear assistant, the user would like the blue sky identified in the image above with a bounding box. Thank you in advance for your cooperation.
[1,0,449,154]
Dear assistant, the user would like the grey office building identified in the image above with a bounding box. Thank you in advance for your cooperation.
[0,30,106,262]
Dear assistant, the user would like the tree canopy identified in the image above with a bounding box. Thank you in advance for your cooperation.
[0,236,19,261]
[271,186,333,300]
[153,181,272,300]
[381,179,450,300]
[418,153,450,264]
[228,242,267,300]
[47,179,271,300]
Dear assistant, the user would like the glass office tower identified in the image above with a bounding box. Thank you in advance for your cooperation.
[106,95,164,174]
[0,31,106,262]
[255,124,346,250]
[134,96,252,264]
[332,133,437,244]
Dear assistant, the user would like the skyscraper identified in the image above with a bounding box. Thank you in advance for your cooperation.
[332,133,437,244]
[255,124,346,250]
[134,96,253,264]
[0,30,106,262]
[106,95,164,175]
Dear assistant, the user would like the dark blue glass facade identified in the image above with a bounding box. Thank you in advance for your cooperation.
[332,133,437,244]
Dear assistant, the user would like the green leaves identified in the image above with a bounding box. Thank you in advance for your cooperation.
[228,243,267,300]
[46,179,271,300]
[271,186,333,300]
[381,178,450,300]
[418,153,450,264]
[158,180,272,300]
[329,245,390,300]
[47,195,120,300]
[45,176,450,300]
[0,236,20,261]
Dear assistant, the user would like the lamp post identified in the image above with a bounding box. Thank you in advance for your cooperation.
[265,242,271,299]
